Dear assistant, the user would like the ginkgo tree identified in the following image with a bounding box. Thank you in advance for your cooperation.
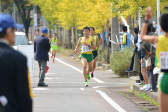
[31,0,111,33]
[111,0,168,18]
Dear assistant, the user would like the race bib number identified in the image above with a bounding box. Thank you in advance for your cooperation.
[51,42,56,46]
[160,52,168,69]
[81,45,91,52]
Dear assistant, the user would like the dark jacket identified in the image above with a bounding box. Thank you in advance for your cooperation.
[140,32,157,64]
[34,35,50,61]
[133,35,138,53]
[0,42,32,112]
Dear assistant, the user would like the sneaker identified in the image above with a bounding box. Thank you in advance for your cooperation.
[85,81,89,87]
[146,86,152,91]
[140,84,150,90]
[51,56,53,58]
[52,60,55,63]
[149,89,157,92]
[91,73,94,78]
[87,74,90,80]
[125,69,133,72]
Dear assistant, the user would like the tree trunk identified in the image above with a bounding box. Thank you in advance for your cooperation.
[24,21,30,40]
[102,26,105,51]
[111,17,119,53]
[68,29,72,49]
[106,21,110,63]
[128,16,133,35]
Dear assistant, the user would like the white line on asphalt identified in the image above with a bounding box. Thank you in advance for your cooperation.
[52,55,105,83]
[96,90,127,112]
[45,77,54,80]
[33,88,50,90]
[80,88,84,90]
[46,73,55,75]
[92,77,105,83]
[93,84,129,88]
[34,82,100,83]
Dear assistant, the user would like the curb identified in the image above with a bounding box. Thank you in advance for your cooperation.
[133,85,158,102]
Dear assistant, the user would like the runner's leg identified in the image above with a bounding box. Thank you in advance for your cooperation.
[88,61,92,75]
[52,51,56,63]
[92,57,97,76]
[159,90,168,112]
[81,58,88,81]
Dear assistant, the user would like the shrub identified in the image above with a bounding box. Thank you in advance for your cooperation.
[110,47,133,77]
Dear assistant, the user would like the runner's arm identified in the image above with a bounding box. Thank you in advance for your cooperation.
[140,7,158,45]
[90,38,96,50]
[74,38,81,50]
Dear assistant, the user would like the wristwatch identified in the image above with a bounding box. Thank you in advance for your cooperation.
[144,20,149,23]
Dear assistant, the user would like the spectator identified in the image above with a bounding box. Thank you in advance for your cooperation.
[0,14,32,112]
[100,30,106,46]
[139,23,156,91]
[118,26,131,50]
[34,29,41,40]
[126,27,139,71]
[34,28,50,87]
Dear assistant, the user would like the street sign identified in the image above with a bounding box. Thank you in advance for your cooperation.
[34,14,37,27]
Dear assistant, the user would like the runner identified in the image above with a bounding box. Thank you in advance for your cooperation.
[74,26,96,87]
[140,7,168,112]
[90,27,99,78]
[50,33,58,63]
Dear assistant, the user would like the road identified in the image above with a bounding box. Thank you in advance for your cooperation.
[32,54,146,112]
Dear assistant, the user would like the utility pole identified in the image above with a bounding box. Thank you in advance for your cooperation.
[157,0,160,35]
[33,5,37,31]
[13,3,16,22]
[111,17,119,54]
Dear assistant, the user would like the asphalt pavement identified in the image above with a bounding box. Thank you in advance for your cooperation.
[31,54,146,112]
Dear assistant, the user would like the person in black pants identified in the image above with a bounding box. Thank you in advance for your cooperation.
[126,27,139,71]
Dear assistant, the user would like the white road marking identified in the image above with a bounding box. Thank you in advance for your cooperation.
[46,73,55,75]
[80,88,84,90]
[92,77,105,83]
[45,77,60,80]
[33,88,50,90]
[96,90,127,112]
[34,82,100,83]
[51,55,105,83]
[93,84,129,88]
[45,77,54,80]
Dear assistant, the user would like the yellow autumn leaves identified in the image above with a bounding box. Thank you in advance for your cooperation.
[31,0,168,33]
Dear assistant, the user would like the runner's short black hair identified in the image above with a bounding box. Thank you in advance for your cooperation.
[133,27,139,34]
[160,13,168,32]
[122,26,127,32]
[90,27,95,31]
[83,26,90,31]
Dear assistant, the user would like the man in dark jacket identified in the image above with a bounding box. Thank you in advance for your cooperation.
[0,14,32,112]
[34,28,50,87]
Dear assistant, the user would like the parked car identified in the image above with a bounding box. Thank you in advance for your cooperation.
[13,32,33,50]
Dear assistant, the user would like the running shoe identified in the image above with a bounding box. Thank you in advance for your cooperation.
[85,81,89,87]
[91,73,94,78]
[87,74,90,80]
[52,60,55,63]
